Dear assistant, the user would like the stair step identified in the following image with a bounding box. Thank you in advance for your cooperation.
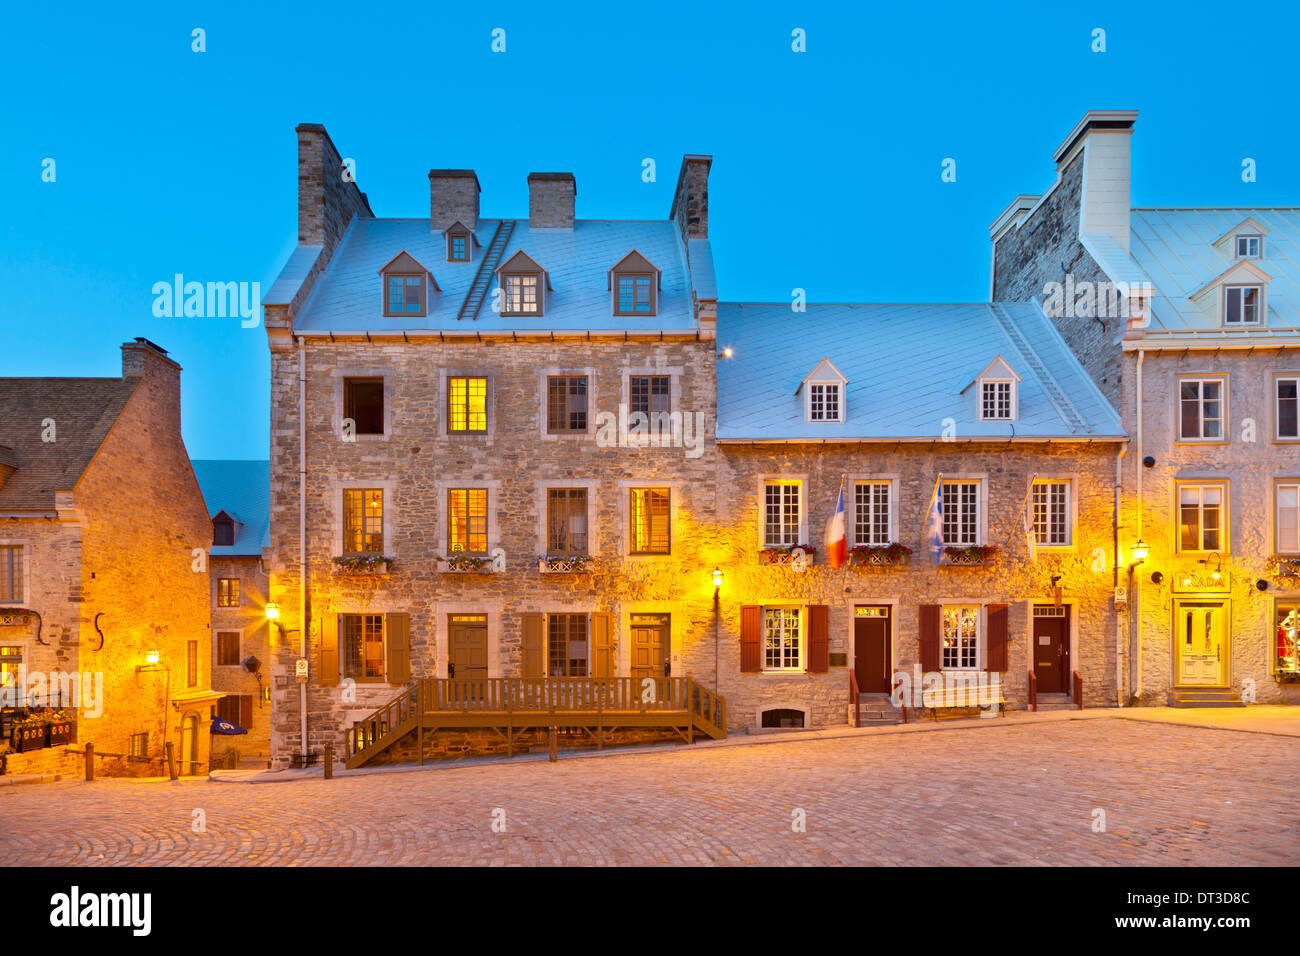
[1168,689,1245,708]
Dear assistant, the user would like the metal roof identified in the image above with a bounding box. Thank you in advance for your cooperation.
[191,459,270,556]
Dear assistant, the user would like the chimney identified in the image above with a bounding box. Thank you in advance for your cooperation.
[670,155,712,241]
[1052,110,1137,254]
[295,123,374,254]
[528,172,576,230]
[429,170,480,231]
[121,338,183,430]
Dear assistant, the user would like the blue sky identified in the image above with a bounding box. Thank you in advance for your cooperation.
[2,0,1297,459]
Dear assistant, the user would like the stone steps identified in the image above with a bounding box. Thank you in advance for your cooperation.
[852,693,903,726]
[1168,689,1245,708]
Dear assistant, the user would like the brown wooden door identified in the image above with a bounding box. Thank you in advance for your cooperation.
[630,615,669,680]
[854,608,891,693]
[1032,606,1068,693]
[449,617,488,700]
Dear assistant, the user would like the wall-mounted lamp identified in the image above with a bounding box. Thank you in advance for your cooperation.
[146,650,160,665]
[1202,552,1223,581]
[137,649,163,673]
[264,602,281,621]
[711,567,723,590]
[1129,540,1148,568]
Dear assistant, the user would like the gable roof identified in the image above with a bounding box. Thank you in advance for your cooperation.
[377,250,440,291]
[961,355,1022,393]
[0,377,141,512]
[1212,216,1270,248]
[192,459,270,557]
[607,249,660,281]
[496,250,552,289]
[795,358,848,395]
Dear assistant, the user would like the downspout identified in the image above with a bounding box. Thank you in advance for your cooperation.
[1132,349,1145,703]
[1114,444,1127,707]
[298,336,308,757]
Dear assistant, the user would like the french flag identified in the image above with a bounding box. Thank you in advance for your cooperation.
[824,481,847,569]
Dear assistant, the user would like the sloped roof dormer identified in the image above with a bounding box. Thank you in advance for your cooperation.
[442,221,480,263]
[495,250,552,317]
[378,250,439,318]
[963,355,1022,422]
[608,250,662,317]
[1190,259,1271,326]
[795,358,848,423]
[1212,216,1270,257]
[378,251,440,289]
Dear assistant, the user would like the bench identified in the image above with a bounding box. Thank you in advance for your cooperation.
[920,684,1007,720]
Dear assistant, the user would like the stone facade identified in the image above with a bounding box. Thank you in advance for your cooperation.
[527,173,576,230]
[209,553,273,763]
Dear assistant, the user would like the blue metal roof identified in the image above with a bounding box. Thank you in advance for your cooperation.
[191,459,270,557]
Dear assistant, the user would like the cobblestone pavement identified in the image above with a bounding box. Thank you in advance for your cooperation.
[1,719,1296,865]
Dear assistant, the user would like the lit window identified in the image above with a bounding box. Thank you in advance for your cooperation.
[1235,235,1261,258]
[1224,286,1261,325]
[1277,377,1298,440]
[763,481,801,548]
[981,381,1013,420]
[1277,605,1300,678]
[763,607,802,671]
[343,489,384,554]
[1032,481,1071,546]
[217,578,240,608]
[503,274,540,315]
[448,489,488,554]
[448,376,487,433]
[548,614,588,677]
[0,645,23,696]
[1277,483,1299,555]
[343,613,385,681]
[616,274,653,315]
[1178,484,1224,552]
[853,482,890,546]
[630,488,670,554]
[942,482,980,546]
[0,545,23,602]
[941,606,979,670]
[1179,379,1225,440]
[384,274,425,317]
[809,383,841,422]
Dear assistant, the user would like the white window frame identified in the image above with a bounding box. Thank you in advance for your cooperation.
[805,382,844,423]
[1275,375,1300,441]
[761,605,804,673]
[1276,481,1300,556]
[1223,284,1262,325]
[852,480,894,546]
[1031,479,1073,548]
[941,480,983,547]
[761,478,805,548]
[502,273,541,316]
[1235,235,1262,259]
[1176,481,1228,554]
[978,379,1017,421]
[1178,376,1227,442]
[940,605,981,671]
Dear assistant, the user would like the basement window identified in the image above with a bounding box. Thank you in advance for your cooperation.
[344,377,385,436]
[760,708,806,729]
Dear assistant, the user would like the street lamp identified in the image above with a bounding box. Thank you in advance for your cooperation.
[264,602,281,621]
[1130,540,1148,567]
[145,650,160,666]
[712,567,722,590]
[710,568,722,694]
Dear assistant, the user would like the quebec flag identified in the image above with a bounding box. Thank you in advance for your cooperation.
[824,485,847,569]
[924,476,944,565]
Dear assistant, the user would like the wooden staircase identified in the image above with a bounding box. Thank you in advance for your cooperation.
[456,220,515,321]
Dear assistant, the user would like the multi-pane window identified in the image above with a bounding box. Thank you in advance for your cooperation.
[547,489,588,555]
[1032,481,1071,546]
[629,375,670,417]
[763,607,802,671]
[343,613,385,681]
[853,482,891,546]
[1277,483,1299,554]
[216,632,241,666]
[1179,379,1224,440]
[941,606,979,670]
[128,732,149,759]
[547,614,588,677]
[1277,377,1298,439]
[217,578,240,607]
[547,376,588,433]
[1178,484,1224,552]
[0,645,22,695]
[448,489,488,554]
[1224,286,1261,325]
[186,640,199,688]
[503,274,539,314]
[343,489,384,554]
[981,381,1013,420]
[1235,235,1261,258]
[213,518,234,546]
[448,376,488,433]
[630,488,670,554]
[942,481,980,546]
[449,233,469,262]
[763,481,802,547]
[0,546,22,602]
[616,274,653,314]
[344,377,384,436]
[384,274,425,316]
[809,383,841,422]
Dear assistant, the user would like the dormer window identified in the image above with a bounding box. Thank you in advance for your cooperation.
[445,222,476,263]
[617,275,652,314]
[1224,285,1262,325]
[968,355,1021,422]
[1236,235,1262,258]
[797,358,848,423]
[378,251,438,318]
[213,515,235,547]
[497,251,550,317]
[504,275,539,315]
[981,381,1013,420]
[609,251,661,317]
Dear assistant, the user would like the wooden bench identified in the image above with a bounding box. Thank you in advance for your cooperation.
[920,683,1007,719]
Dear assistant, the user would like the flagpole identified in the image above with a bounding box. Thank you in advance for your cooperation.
[918,472,943,541]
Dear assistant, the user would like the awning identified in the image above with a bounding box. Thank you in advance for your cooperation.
[210,714,248,736]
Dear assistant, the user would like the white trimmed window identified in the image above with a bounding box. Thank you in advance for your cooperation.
[942,481,981,546]
[807,383,843,422]
[853,481,891,546]
[763,607,802,671]
[980,381,1014,420]
[1277,377,1298,440]
[1179,378,1225,440]
[1032,481,1071,546]
[1277,483,1299,555]
[763,481,802,547]
[1178,483,1225,553]
[941,606,979,670]
[503,274,540,315]
[1224,285,1261,325]
[1235,235,1262,258]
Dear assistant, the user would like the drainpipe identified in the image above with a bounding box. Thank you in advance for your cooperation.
[1114,444,1127,707]
[1132,350,1145,703]
[298,336,308,757]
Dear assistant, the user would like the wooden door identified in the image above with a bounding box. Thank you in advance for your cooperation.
[1177,602,1226,686]
[449,616,488,700]
[630,614,669,681]
[853,607,890,693]
[1033,605,1068,693]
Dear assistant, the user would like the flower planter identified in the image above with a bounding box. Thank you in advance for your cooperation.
[47,720,73,746]
[441,557,498,574]
[758,548,817,567]
[849,545,912,568]
[538,556,593,574]
[12,724,48,753]
[331,556,393,575]
[942,546,1000,567]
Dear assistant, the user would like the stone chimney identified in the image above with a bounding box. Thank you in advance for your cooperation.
[528,173,576,230]
[1052,110,1137,254]
[121,338,183,432]
[429,170,480,231]
[670,155,712,242]
[295,123,374,254]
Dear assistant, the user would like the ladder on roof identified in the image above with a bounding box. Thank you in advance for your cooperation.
[987,302,1090,434]
[457,220,515,321]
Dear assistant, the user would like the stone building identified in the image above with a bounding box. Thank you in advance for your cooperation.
[193,459,272,765]
[990,109,1300,705]
[0,339,218,777]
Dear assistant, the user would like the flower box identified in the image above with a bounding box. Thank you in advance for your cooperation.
[849,543,912,567]
[758,546,817,567]
[332,555,393,574]
[538,555,593,574]
[942,545,1000,567]
[47,720,74,746]
[12,723,48,753]
[441,555,499,574]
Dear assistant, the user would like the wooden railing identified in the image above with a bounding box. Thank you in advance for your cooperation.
[849,669,861,727]
[1028,670,1037,712]
[687,680,727,739]
[1072,670,1083,709]
[347,683,421,759]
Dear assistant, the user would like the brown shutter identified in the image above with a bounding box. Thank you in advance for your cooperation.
[740,605,761,673]
[386,613,411,685]
[591,612,613,678]
[807,605,829,673]
[239,694,253,730]
[318,614,339,687]
[919,605,941,672]
[521,613,544,677]
[986,604,1009,672]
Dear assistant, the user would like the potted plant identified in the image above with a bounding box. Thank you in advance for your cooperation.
[443,554,495,573]
[12,713,48,752]
[332,554,394,574]
[943,545,1000,566]
[758,544,817,566]
[538,554,593,573]
[849,542,913,567]
[46,710,73,746]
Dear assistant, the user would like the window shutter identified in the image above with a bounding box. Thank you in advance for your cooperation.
[318,614,339,687]
[919,605,940,672]
[986,604,1009,672]
[807,605,829,672]
[740,605,761,673]
[239,694,253,731]
[521,613,544,678]
[386,613,411,685]
[591,612,613,678]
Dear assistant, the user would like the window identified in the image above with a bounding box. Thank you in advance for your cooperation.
[548,614,588,677]
[763,481,802,547]
[630,488,670,554]
[547,376,588,433]
[213,517,234,547]
[615,274,653,315]
[853,481,891,546]
[448,488,488,554]
[942,481,980,546]
[1277,483,1299,555]
[547,489,588,555]
[1178,483,1225,552]
[981,381,1013,420]
[941,606,979,670]
[216,632,241,667]
[808,383,842,422]
[186,640,199,688]
[1277,377,1299,440]
[344,378,385,436]
[1179,379,1225,440]
[1236,235,1261,258]
[503,274,540,315]
[0,546,22,602]
[384,273,426,317]
[128,732,149,760]
[1032,481,1071,546]
[629,375,670,417]
[342,613,385,681]
[217,578,240,607]
[217,694,251,727]
[448,377,487,433]
[1223,286,1261,325]
[1277,604,1300,677]
[343,489,384,554]
[0,645,22,696]
[449,233,470,262]
[763,607,802,671]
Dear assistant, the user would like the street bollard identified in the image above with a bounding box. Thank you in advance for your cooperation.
[165,741,178,780]
[84,743,94,782]
[324,742,333,779]
[549,725,557,762]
